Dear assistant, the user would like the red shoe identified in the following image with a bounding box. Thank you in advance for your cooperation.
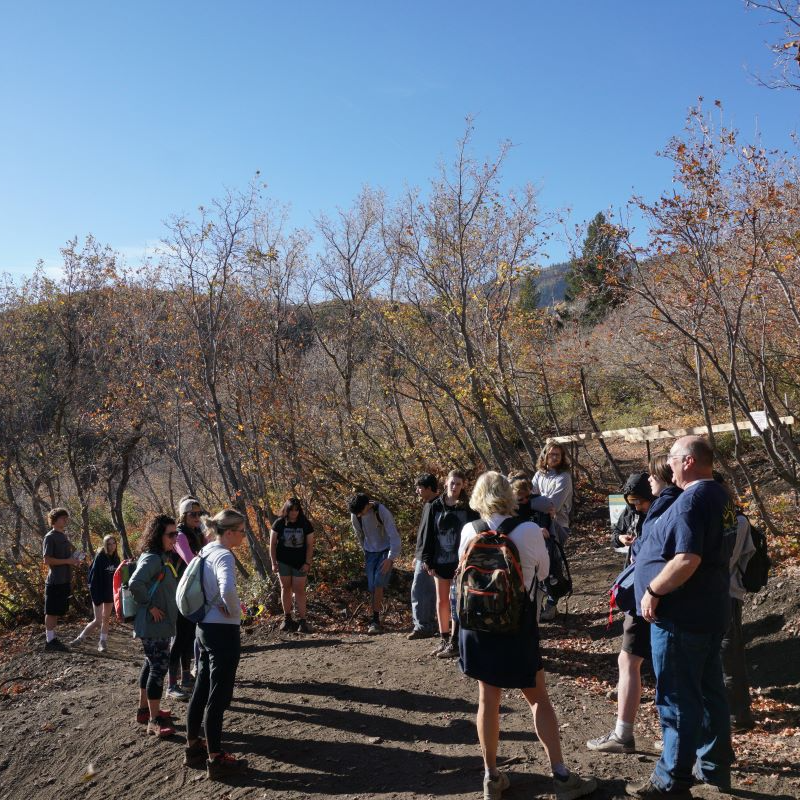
[147,716,176,737]
[136,707,173,724]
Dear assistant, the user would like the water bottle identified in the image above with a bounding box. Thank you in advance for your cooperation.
[121,586,136,618]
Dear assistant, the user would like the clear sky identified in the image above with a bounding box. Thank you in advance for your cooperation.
[1,1,797,278]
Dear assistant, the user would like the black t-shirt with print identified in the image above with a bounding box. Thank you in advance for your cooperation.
[273,516,315,569]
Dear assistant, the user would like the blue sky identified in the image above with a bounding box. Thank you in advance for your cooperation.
[1,1,797,278]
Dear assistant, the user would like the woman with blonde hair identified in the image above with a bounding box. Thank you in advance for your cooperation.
[184,509,249,780]
[71,535,120,652]
[459,471,596,800]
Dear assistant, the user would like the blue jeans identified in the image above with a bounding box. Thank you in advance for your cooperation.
[650,621,734,792]
[410,559,437,632]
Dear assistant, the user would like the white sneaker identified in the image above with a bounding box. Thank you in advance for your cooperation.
[166,685,189,701]
[553,771,597,800]
[483,771,510,800]
[586,730,635,753]
[97,640,107,653]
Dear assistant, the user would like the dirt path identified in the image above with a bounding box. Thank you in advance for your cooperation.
[1,548,798,800]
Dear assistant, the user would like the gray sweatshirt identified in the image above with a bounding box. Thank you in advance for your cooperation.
[198,541,241,625]
[351,503,402,560]
[531,469,573,542]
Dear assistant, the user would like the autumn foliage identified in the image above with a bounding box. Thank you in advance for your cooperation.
[1,115,799,624]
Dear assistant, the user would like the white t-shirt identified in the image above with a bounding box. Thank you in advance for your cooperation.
[459,513,550,590]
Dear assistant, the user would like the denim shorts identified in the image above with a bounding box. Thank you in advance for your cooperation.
[278,562,307,578]
[365,549,391,592]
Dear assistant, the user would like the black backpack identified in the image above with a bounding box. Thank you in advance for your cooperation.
[739,524,770,593]
[542,537,572,600]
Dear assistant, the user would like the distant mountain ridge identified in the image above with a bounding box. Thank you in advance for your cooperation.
[534,260,569,306]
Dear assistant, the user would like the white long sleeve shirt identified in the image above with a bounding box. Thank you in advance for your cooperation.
[198,541,241,625]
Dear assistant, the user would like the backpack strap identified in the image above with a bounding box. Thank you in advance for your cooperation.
[472,517,537,597]
[372,503,384,529]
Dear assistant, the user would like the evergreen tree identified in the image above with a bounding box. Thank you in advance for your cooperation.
[564,211,622,325]
[518,272,541,311]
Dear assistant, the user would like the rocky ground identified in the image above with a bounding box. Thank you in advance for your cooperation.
[1,542,798,800]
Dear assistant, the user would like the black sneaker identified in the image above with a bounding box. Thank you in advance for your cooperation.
[207,751,248,780]
[184,739,208,768]
[436,639,459,659]
[44,638,69,652]
[429,638,448,657]
[278,617,297,632]
[296,619,311,634]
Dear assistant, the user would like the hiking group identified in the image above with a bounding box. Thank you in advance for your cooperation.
[39,435,764,798]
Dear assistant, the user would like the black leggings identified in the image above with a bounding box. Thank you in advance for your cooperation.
[169,612,196,681]
[139,638,171,700]
[186,623,241,753]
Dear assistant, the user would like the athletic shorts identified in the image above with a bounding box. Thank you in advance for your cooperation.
[621,612,651,660]
[44,583,71,617]
[365,549,391,592]
[278,562,307,578]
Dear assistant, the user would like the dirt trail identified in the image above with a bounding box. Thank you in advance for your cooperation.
[1,548,798,800]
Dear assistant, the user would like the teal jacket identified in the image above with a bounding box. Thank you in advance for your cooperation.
[129,552,178,639]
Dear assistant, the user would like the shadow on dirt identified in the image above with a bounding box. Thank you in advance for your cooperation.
[241,637,354,653]
[238,679,476,713]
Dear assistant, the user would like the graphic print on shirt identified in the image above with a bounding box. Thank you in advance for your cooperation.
[435,509,464,565]
[281,526,305,549]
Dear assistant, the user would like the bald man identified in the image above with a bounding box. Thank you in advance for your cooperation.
[629,436,736,799]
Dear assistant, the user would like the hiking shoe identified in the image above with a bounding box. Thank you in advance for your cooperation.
[147,715,176,737]
[44,638,69,652]
[184,739,208,768]
[136,707,173,724]
[279,617,297,632]
[407,628,435,640]
[692,765,730,792]
[626,779,691,798]
[167,685,190,701]
[436,639,459,659]
[97,640,107,653]
[367,620,382,634]
[69,635,85,647]
[554,771,598,800]
[296,619,311,634]
[429,638,448,657]
[180,678,194,691]
[483,771,510,800]
[540,603,558,622]
[207,751,247,780]
[586,730,635,753]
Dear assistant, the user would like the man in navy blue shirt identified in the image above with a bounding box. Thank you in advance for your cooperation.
[628,436,736,798]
